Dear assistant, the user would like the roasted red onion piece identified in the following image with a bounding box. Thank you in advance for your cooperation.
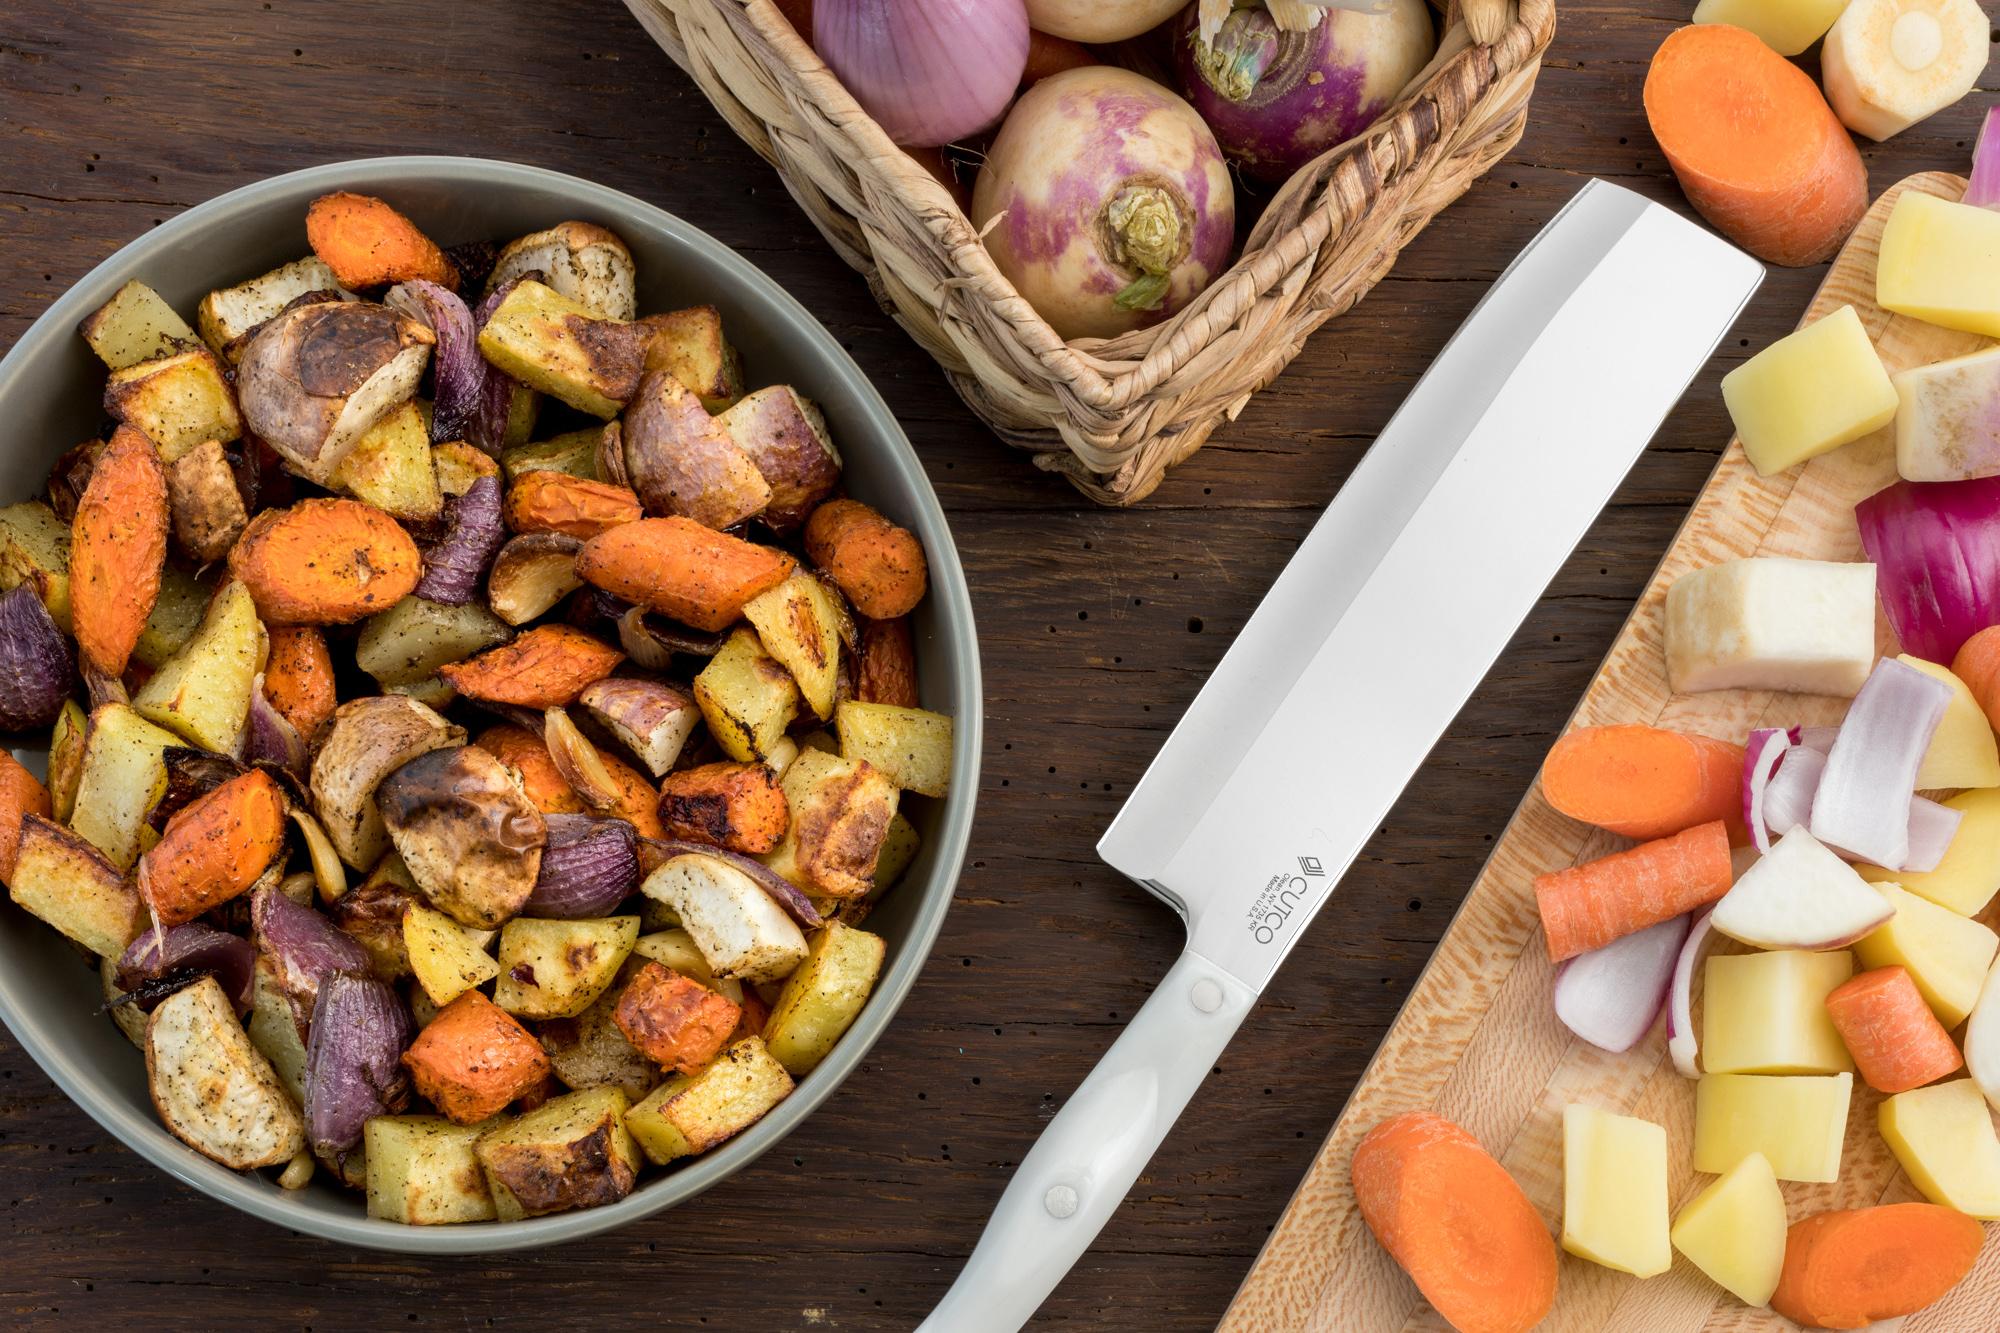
[413,475,505,605]
[645,837,824,928]
[386,279,483,446]
[0,584,74,731]
[617,606,726,670]
[302,970,411,1161]
[252,886,372,1012]
[526,814,641,918]
[147,747,249,833]
[242,678,309,775]
[465,273,540,455]
[116,924,256,1012]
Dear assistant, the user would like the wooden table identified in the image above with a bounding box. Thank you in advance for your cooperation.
[0,3,1983,1327]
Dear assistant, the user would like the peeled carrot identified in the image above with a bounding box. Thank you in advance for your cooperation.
[475,723,589,816]
[0,751,53,885]
[1534,820,1733,962]
[138,769,288,926]
[1950,624,2000,731]
[1351,1111,1558,1333]
[1771,1202,1983,1328]
[1824,966,1963,1094]
[70,425,168,678]
[1643,24,1868,267]
[305,192,457,291]
[1541,724,1747,843]
[437,625,625,708]
[576,517,795,632]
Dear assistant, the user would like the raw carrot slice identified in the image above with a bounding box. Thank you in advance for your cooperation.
[1771,1202,1982,1328]
[1534,820,1733,962]
[0,751,53,885]
[305,192,457,291]
[70,425,168,678]
[1541,724,1747,842]
[1644,24,1868,266]
[1351,1111,1558,1333]
[1824,965,1963,1093]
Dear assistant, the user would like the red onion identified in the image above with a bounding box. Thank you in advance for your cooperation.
[1740,726,1798,854]
[645,838,824,928]
[252,886,372,1013]
[413,475,504,605]
[242,677,308,776]
[1811,658,1951,870]
[0,584,73,731]
[116,924,256,1013]
[617,606,724,669]
[303,971,411,1161]
[1760,745,1825,843]
[1969,106,2000,209]
[1855,476,2000,664]
[526,814,641,918]
[386,279,483,445]
[815,0,1029,148]
[1553,913,1689,1054]
[1666,909,1717,1078]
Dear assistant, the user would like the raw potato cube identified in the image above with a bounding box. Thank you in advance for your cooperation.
[331,400,442,521]
[1721,306,1897,475]
[197,255,345,357]
[7,814,142,958]
[492,915,639,1019]
[1702,949,1854,1075]
[0,500,74,629]
[475,1085,640,1219]
[145,975,304,1170]
[1693,1072,1852,1182]
[1900,656,2000,788]
[1690,0,1845,53]
[71,703,182,869]
[1854,882,1999,1026]
[763,921,886,1076]
[132,579,266,754]
[502,427,602,481]
[836,701,952,797]
[743,574,843,719]
[1560,1103,1670,1278]
[1877,191,2000,336]
[641,855,808,984]
[79,279,199,369]
[405,903,501,1007]
[638,305,744,413]
[103,347,242,461]
[476,280,646,418]
[1879,1078,2000,1218]
[1894,345,2000,482]
[356,596,512,688]
[1862,788,2000,915]
[1664,557,1876,696]
[695,627,802,762]
[624,1036,793,1164]
[1669,1150,1787,1307]
[365,1115,497,1225]
[762,747,899,900]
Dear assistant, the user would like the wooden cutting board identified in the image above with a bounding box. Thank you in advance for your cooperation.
[1218,172,2000,1333]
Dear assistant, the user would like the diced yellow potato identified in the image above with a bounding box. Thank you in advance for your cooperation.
[1702,949,1854,1075]
[743,574,843,720]
[196,255,346,357]
[1693,1073,1852,1182]
[492,916,639,1019]
[404,904,500,1008]
[873,811,921,891]
[1854,882,2000,1025]
[1877,191,2000,337]
[8,815,142,959]
[102,347,242,461]
[132,579,266,754]
[836,701,953,797]
[694,627,801,762]
[331,400,441,521]
[79,279,199,370]
[1560,1103,1670,1277]
[1664,558,1876,696]
[1690,0,1845,52]
[365,1115,497,1225]
[501,427,602,481]
[1898,656,2000,788]
[763,921,886,1076]
[476,280,642,418]
[624,1036,793,1164]
[1862,788,2000,916]
[1879,1078,2000,1218]
[1721,306,1897,475]
[134,565,216,670]
[1670,1151,1787,1307]
[71,703,182,869]
[0,500,74,630]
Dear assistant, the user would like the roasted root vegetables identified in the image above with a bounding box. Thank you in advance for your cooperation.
[0,194,949,1227]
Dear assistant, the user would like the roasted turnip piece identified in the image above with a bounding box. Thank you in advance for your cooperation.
[165,438,252,563]
[196,256,349,359]
[246,954,310,1102]
[378,745,546,929]
[236,300,434,484]
[0,583,74,730]
[487,532,584,626]
[648,837,822,928]
[146,975,305,1170]
[117,923,257,1013]
[473,1085,640,1219]
[620,369,770,529]
[475,280,648,419]
[527,814,642,919]
[717,387,841,532]
[486,222,638,322]
[309,694,466,869]
[641,853,808,984]
[252,884,372,1016]
[302,970,412,1162]
[577,676,699,777]
[7,813,141,959]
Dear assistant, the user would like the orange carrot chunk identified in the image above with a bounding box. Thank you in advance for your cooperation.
[1644,24,1867,267]
[70,425,168,678]
[437,625,624,708]
[1771,1202,1983,1329]
[0,752,53,885]
[1541,723,1747,843]
[1351,1111,1558,1333]
[1534,820,1733,962]
[263,626,337,743]
[1824,965,1963,1094]
[138,769,288,926]
[305,191,457,291]
[1950,624,2000,731]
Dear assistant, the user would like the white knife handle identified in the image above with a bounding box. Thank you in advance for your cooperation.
[919,950,1256,1333]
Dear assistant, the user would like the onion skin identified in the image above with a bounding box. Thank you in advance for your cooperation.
[0,584,74,731]
[525,814,642,918]
[243,677,309,776]
[1174,1,1435,185]
[973,67,1234,340]
[117,924,256,1013]
[302,970,411,1161]
[413,475,505,606]
[816,0,1029,147]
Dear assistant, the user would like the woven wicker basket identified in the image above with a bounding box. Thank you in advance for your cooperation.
[625,0,1556,503]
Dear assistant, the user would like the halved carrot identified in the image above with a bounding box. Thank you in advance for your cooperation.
[138,769,288,926]
[1771,1202,1983,1328]
[1824,966,1963,1094]
[305,191,457,291]
[1950,624,2000,731]
[503,471,642,540]
[0,751,53,885]
[1541,724,1747,843]
[1534,820,1733,962]
[1644,24,1867,266]
[804,498,927,619]
[70,425,168,678]
[1351,1111,1558,1333]
[228,497,422,625]
[576,517,795,632]
[263,626,337,743]
[436,625,624,708]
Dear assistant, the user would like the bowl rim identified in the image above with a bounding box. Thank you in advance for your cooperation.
[0,154,981,1254]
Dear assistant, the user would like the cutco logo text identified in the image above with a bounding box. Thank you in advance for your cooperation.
[1243,857,1325,946]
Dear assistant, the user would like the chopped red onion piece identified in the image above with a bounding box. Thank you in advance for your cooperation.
[526,815,641,918]
[413,475,504,606]
[1904,795,1965,875]
[116,924,255,1012]
[1761,745,1826,842]
[1553,914,1689,1054]
[1855,477,2000,665]
[1666,909,1717,1078]
[252,886,372,1013]
[303,971,411,1161]
[0,583,74,731]
[385,279,482,445]
[1810,658,1952,870]
[645,838,824,928]
[1969,105,2000,210]
[242,676,308,775]
[1741,727,1796,855]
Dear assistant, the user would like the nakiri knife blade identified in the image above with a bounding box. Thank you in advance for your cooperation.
[918,180,1764,1332]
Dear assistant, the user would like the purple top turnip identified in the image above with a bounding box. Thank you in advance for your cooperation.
[973,67,1235,341]
[1175,0,1436,185]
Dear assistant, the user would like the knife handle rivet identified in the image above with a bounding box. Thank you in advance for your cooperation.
[1043,1184,1079,1219]
[1190,977,1224,1014]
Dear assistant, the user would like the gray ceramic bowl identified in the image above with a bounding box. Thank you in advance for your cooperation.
[0,156,979,1252]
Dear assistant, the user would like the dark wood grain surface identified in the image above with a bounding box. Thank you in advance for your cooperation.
[0,3,1988,1328]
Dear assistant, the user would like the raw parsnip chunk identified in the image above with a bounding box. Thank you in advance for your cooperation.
[1691,0,1846,54]
[1863,788,2000,916]
[1560,1103,1670,1277]
[1898,656,2000,788]
[1854,882,1999,1025]
[1894,346,2000,481]
[1822,0,1987,141]
[1670,1151,1788,1307]
[1879,1079,2000,1218]
[1877,190,2000,336]
[1721,306,1896,475]
[1693,1072,1852,1182]
[1702,949,1854,1075]
[1664,558,1875,696]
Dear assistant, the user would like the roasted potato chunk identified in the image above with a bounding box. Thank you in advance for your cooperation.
[80,279,200,370]
[641,853,807,984]
[356,595,512,688]
[620,369,769,529]
[492,915,640,1019]
[624,1036,793,1165]
[8,813,142,958]
[197,255,347,358]
[365,1115,497,1224]
[134,565,216,670]
[694,627,801,763]
[379,745,545,929]
[309,694,466,869]
[637,305,744,413]
[475,1085,640,1219]
[405,903,501,1007]
[743,572,844,720]
[103,347,243,462]
[762,748,899,900]
[656,761,789,854]
[236,300,433,484]
[330,399,442,521]
[612,960,741,1075]
[70,703,181,870]
[487,221,637,322]
[762,921,886,1076]
[835,700,953,798]
[502,426,602,482]
[146,975,305,1170]
[717,386,841,532]
[132,579,266,755]
[476,280,647,419]
[873,810,922,891]
[0,500,74,630]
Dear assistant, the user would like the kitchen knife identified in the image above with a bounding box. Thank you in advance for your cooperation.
[918,179,1763,1332]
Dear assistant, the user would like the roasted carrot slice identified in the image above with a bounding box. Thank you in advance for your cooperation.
[138,769,288,926]
[804,498,927,619]
[575,517,794,633]
[436,625,624,708]
[263,626,337,743]
[71,425,168,678]
[305,191,457,290]
[0,751,53,884]
[503,471,642,540]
